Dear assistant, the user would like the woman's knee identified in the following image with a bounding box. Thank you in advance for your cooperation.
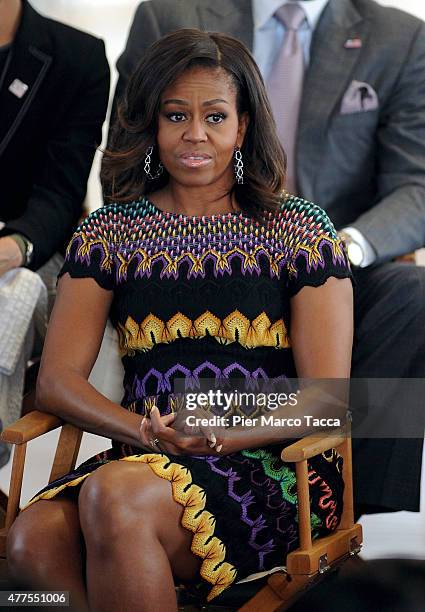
[79,462,171,552]
[7,500,79,582]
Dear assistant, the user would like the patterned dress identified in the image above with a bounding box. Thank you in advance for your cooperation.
[28,195,352,602]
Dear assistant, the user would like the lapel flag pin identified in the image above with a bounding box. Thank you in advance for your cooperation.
[344,38,362,49]
[8,78,29,99]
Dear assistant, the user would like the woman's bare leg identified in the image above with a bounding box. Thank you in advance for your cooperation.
[7,497,88,612]
[79,462,202,612]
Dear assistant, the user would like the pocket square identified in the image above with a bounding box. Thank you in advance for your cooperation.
[340,80,379,115]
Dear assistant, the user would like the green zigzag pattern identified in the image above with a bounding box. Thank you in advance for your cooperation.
[241,448,323,534]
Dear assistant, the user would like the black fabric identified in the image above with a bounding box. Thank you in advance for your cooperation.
[0,44,11,88]
[0,0,109,270]
[351,262,425,512]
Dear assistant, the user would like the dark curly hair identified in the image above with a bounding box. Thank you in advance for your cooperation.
[102,28,286,217]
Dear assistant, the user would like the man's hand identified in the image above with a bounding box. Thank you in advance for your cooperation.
[0,237,23,276]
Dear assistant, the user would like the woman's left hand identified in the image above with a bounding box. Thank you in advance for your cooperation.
[141,406,225,455]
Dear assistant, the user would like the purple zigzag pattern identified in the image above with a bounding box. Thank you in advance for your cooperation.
[68,240,287,283]
[124,361,276,402]
[190,455,298,570]
[233,455,299,549]
[222,365,289,391]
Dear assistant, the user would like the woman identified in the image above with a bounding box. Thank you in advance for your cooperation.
[7,29,353,612]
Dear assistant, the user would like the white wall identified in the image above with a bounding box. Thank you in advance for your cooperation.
[377,0,424,19]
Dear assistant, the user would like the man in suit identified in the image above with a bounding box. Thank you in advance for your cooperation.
[0,0,109,465]
[0,0,110,274]
[111,0,425,516]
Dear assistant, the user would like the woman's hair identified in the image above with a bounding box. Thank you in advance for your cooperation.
[102,28,286,216]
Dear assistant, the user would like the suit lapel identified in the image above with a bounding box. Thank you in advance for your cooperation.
[297,0,369,200]
[0,1,52,156]
[197,0,253,50]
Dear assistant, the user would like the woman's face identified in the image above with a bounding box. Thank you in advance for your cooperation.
[157,67,248,189]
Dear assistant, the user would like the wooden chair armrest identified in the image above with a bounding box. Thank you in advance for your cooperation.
[0,415,81,542]
[282,426,354,550]
[281,427,347,462]
[1,411,63,445]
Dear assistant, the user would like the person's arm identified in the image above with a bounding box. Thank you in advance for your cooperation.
[290,277,353,378]
[219,276,353,452]
[36,275,147,449]
[351,22,425,262]
[0,39,110,270]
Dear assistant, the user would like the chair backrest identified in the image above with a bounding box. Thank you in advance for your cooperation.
[49,322,124,488]
[88,320,124,403]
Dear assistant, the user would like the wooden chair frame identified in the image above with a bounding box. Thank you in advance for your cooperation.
[0,414,362,611]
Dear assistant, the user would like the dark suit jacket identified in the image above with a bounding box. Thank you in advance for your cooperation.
[0,0,110,270]
[114,0,425,263]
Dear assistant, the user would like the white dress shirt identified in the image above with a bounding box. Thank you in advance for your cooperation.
[252,0,376,267]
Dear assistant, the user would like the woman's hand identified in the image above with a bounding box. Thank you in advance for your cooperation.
[139,410,176,451]
[140,406,225,455]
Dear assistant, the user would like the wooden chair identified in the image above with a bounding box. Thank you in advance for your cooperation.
[0,324,362,611]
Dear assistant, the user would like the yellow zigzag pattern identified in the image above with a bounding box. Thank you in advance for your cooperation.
[67,225,344,282]
[117,245,285,279]
[121,454,237,600]
[117,310,290,355]
[287,235,345,277]
[66,234,114,273]
[25,473,92,508]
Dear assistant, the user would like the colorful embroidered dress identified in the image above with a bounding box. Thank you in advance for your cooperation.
[29,195,352,601]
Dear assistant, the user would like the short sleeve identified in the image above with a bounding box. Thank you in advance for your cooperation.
[58,206,118,291]
[282,198,354,297]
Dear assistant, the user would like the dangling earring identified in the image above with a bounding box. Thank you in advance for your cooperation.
[234,147,244,185]
[144,145,164,180]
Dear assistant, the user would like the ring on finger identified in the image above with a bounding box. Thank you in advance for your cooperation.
[150,437,161,452]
